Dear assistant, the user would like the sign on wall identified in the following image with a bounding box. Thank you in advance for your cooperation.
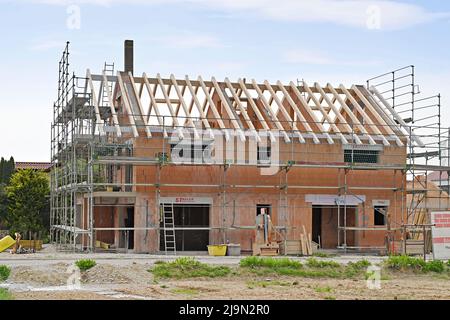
[159,197,213,205]
[431,211,450,260]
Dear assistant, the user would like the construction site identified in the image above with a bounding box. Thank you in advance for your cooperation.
[48,40,450,258]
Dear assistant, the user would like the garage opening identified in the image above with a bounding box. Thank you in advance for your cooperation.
[160,204,210,251]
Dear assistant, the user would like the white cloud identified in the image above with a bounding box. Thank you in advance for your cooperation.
[149,32,224,49]
[10,0,450,30]
[283,49,381,67]
[29,40,64,51]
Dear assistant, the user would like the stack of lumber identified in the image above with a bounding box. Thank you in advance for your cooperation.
[279,226,315,256]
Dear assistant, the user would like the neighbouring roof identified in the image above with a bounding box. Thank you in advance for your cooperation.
[15,162,52,171]
[428,171,449,181]
[64,71,425,147]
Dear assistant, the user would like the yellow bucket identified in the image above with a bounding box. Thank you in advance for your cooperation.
[207,245,227,256]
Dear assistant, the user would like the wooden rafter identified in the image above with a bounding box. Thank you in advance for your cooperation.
[339,84,390,146]
[314,83,362,144]
[198,76,230,141]
[252,79,290,143]
[224,77,259,141]
[142,73,166,137]
[264,80,305,143]
[289,82,334,144]
[102,71,121,137]
[276,81,320,144]
[303,81,348,144]
[185,76,214,139]
[86,69,105,136]
[129,72,152,138]
[211,77,246,142]
[170,74,199,139]
[326,84,376,145]
[352,85,402,146]
[116,72,139,138]
[156,73,184,139]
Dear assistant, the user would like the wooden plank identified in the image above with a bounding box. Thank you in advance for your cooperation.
[264,80,305,143]
[142,73,167,137]
[326,83,376,145]
[129,72,152,138]
[86,69,105,136]
[252,79,291,143]
[314,82,362,144]
[116,72,139,137]
[211,77,246,142]
[289,82,334,144]
[170,74,200,139]
[303,81,348,144]
[102,71,121,137]
[185,75,214,139]
[339,84,390,146]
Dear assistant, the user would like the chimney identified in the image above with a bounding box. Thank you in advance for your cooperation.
[124,40,134,75]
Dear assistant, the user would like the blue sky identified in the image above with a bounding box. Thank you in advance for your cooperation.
[0,0,449,161]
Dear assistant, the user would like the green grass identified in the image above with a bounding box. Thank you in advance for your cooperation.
[0,265,11,282]
[0,288,13,300]
[385,255,448,273]
[324,295,336,300]
[240,257,302,268]
[150,257,231,279]
[239,257,370,279]
[171,288,199,295]
[314,285,333,293]
[306,258,340,268]
[246,280,292,289]
[75,259,97,271]
[312,252,336,258]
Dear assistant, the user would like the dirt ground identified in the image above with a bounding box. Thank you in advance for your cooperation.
[2,258,450,300]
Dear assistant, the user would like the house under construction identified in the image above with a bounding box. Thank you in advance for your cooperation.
[50,41,450,254]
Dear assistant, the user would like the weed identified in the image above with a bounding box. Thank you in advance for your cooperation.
[171,288,199,295]
[324,295,336,300]
[315,286,333,293]
[75,259,97,271]
[246,280,291,288]
[240,257,302,269]
[0,288,13,300]
[312,252,336,258]
[150,257,231,279]
[306,258,340,268]
[0,265,11,282]
[385,255,446,273]
[423,260,445,273]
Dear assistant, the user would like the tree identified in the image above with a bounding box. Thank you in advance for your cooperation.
[5,169,49,235]
[0,184,7,229]
[0,157,15,184]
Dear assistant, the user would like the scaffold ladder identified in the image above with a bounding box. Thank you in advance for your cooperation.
[162,203,177,255]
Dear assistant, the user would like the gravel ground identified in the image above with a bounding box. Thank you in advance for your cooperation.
[0,245,447,300]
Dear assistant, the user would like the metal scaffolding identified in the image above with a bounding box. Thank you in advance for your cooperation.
[50,45,450,254]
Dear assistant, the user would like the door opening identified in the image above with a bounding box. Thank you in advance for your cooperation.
[160,204,209,251]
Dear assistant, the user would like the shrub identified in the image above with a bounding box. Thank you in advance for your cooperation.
[75,259,96,271]
[0,265,11,282]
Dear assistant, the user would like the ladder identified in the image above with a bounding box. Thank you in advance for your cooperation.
[101,62,115,107]
[162,203,176,255]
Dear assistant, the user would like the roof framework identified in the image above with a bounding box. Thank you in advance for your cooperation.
[86,72,417,146]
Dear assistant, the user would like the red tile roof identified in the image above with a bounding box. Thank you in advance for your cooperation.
[15,162,52,171]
